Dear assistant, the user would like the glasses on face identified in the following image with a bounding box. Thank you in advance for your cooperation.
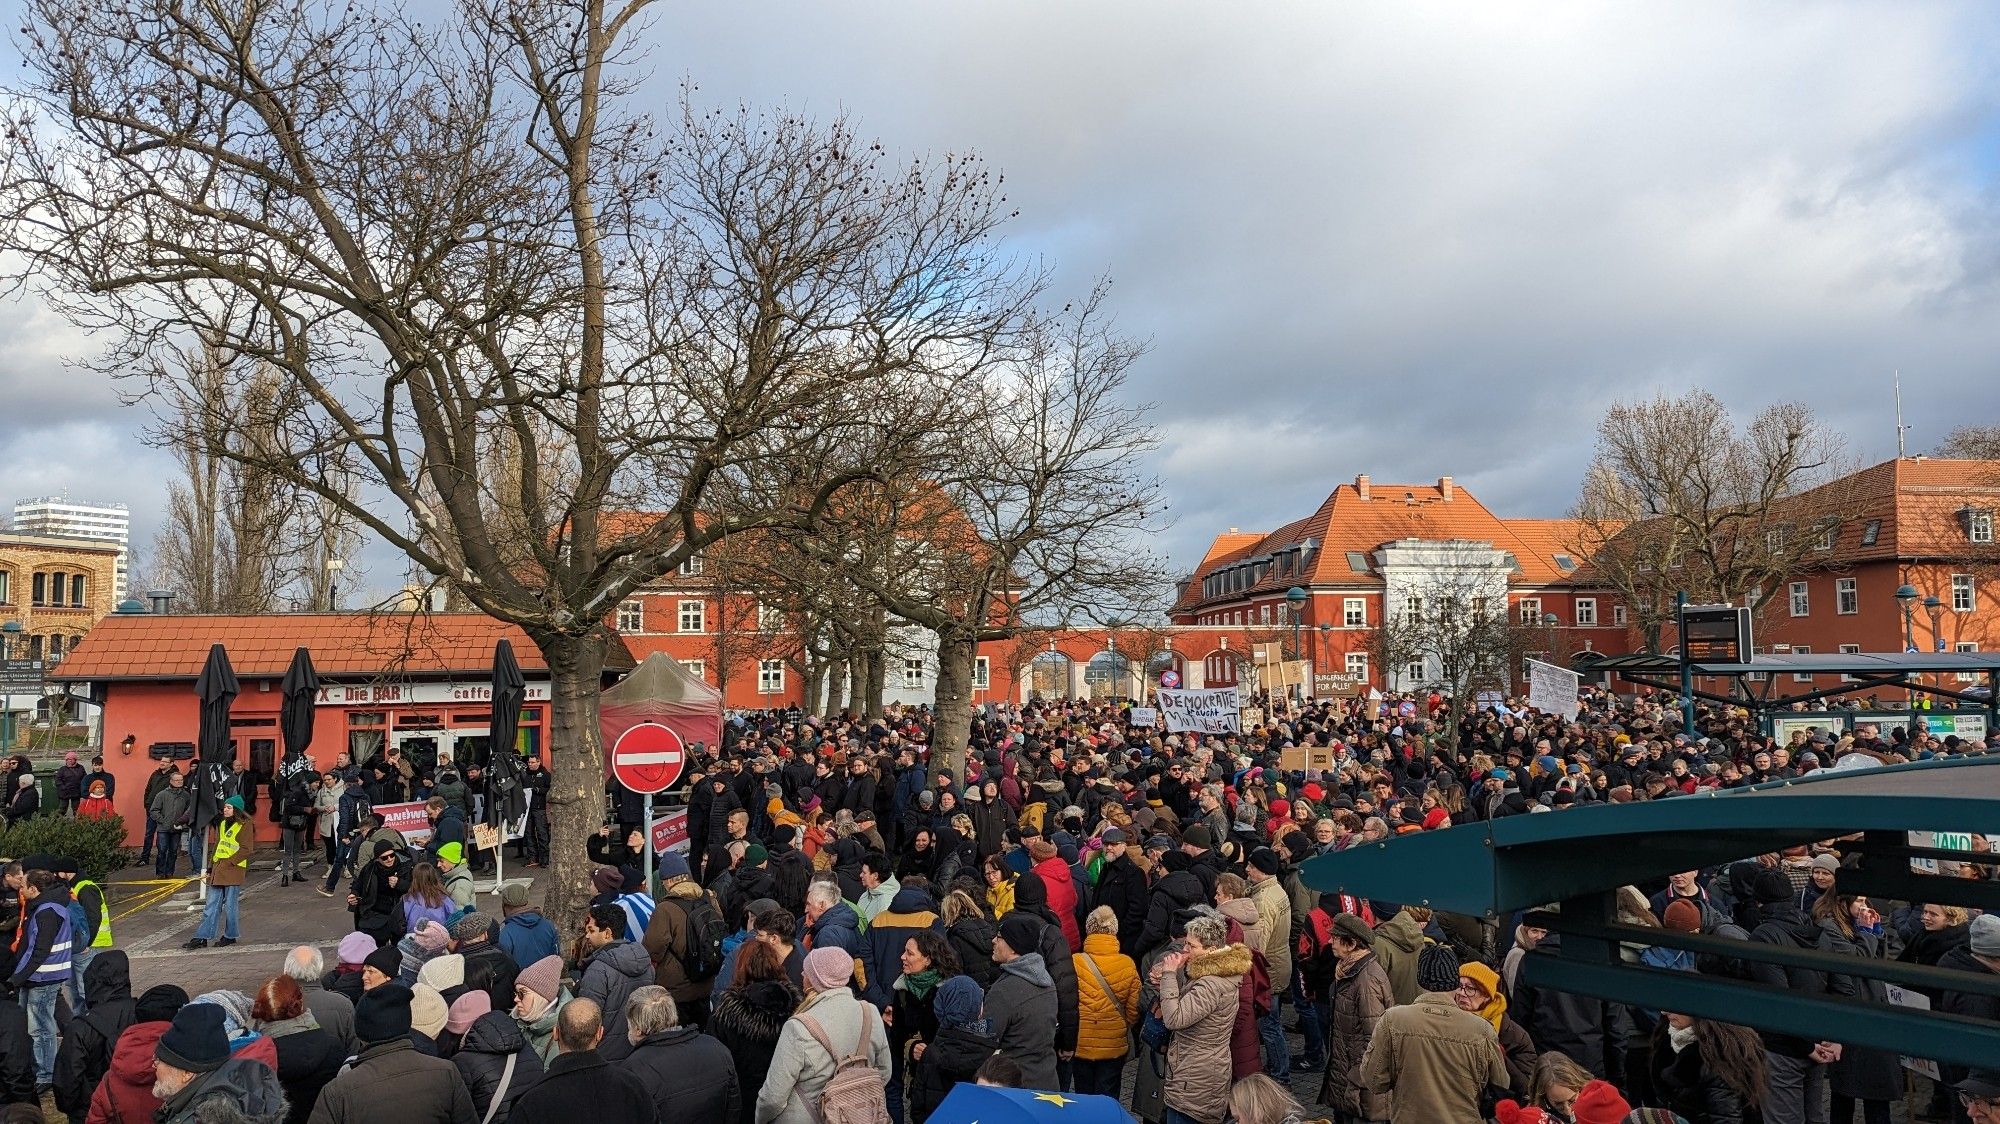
[1961,1093,2000,1111]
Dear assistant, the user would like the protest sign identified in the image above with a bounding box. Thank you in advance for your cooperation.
[1884,985,1940,1079]
[1526,659,1580,717]
[649,807,691,855]
[1128,706,1158,727]
[1156,687,1242,734]
[374,800,433,844]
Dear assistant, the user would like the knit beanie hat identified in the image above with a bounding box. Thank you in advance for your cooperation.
[742,843,769,865]
[802,946,854,993]
[1750,867,1794,904]
[499,883,531,910]
[1494,1101,1551,1124]
[1181,824,1214,850]
[410,984,449,1039]
[1662,899,1702,934]
[337,932,376,966]
[417,953,466,994]
[354,983,415,1044]
[446,990,492,1035]
[516,955,564,1003]
[1971,913,2000,957]
[450,912,494,945]
[592,865,623,895]
[657,850,690,881]
[155,1003,230,1074]
[998,914,1046,958]
[1028,838,1058,863]
[1422,807,1450,831]
[1571,1079,1633,1124]
[1415,943,1461,994]
[932,975,986,1031]
[435,842,464,867]
[412,919,452,953]
[135,984,190,1025]
[363,945,403,979]
[1247,848,1283,876]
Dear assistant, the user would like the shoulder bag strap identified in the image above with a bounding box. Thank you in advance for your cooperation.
[1081,956,1130,1029]
[798,1012,841,1060]
[480,1051,517,1124]
[853,1002,876,1061]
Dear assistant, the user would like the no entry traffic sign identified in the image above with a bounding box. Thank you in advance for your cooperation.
[611,722,687,794]
[1159,669,1182,689]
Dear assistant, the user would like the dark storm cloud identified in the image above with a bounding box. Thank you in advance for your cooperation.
[8,3,2000,593]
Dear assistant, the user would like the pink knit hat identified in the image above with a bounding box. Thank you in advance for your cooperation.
[446,990,492,1034]
[517,955,564,1002]
[802,947,853,993]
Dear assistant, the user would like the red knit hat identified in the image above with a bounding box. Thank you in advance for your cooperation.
[1422,806,1450,830]
[1493,1101,1550,1124]
[1571,1080,1633,1124]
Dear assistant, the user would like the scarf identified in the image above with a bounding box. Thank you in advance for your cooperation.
[899,968,942,1000]
[1667,1022,1697,1053]
[1457,961,1507,1032]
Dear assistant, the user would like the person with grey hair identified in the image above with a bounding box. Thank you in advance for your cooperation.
[622,984,740,1121]
[285,946,355,1052]
[1156,912,1250,1124]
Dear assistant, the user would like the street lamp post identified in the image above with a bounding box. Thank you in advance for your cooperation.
[1896,583,1920,707]
[1925,595,1945,708]
[1284,586,1307,701]
[0,620,20,750]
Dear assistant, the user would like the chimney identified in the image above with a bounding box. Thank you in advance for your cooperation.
[1439,476,1455,502]
[1355,474,1371,501]
[145,589,175,615]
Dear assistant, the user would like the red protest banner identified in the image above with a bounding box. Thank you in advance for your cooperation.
[375,800,434,844]
[649,808,689,855]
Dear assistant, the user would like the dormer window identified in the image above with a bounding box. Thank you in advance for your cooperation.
[1966,508,1995,545]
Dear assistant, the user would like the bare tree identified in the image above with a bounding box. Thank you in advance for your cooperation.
[1363,542,1517,738]
[1568,390,1859,650]
[1935,425,2000,461]
[799,289,1169,778]
[2,0,1034,927]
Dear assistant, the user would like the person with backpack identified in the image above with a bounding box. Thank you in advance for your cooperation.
[278,771,314,887]
[756,946,892,1124]
[642,850,727,1028]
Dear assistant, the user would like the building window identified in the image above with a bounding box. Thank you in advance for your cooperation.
[1792,645,1813,682]
[974,657,990,689]
[616,600,644,633]
[1343,598,1366,627]
[1404,597,1422,627]
[757,659,784,694]
[1835,578,1857,615]
[30,573,45,607]
[678,600,705,633]
[1766,527,1787,554]
[1345,651,1369,679]
[1405,660,1426,682]
[27,634,43,660]
[1575,598,1597,626]
[1953,574,1975,612]
[1517,598,1541,625]
[1838,644,1860,682]
[48,634,64,661]
[902,659,925,689]
[1860,519,1881,546]
[0,571,9,604]
[1971,511,1995,544]
[678,553,704,576]
[69,575,84,605]
[678,659,706,682]
[1612,604,1628,626]
[1258,604,1271,625]
[757,601,785,632]
[1789,582,1809,617]
[1957,642,1981,682]
[1816,522,1838,551]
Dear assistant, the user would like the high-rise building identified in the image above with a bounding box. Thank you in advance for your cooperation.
[10,496,131,600]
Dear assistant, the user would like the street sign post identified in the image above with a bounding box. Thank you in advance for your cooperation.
[610,722,687,894]
[1158,669,1181,690]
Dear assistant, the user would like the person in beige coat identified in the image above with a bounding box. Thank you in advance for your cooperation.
[1360,944,1508,1124]
[755,947,892,1124]
[1155,913,1250,1124]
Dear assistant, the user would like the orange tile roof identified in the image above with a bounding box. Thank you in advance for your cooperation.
[1172,479,1597,614]
[51,612,635,681]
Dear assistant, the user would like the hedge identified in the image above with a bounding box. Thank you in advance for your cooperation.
[0,813,131,880]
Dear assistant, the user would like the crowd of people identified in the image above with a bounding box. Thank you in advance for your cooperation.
[5,684,2000,1124]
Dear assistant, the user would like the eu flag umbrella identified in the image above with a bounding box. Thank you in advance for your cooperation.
[485,639,527,826]
[927,1086,1133,1124]
[191,643,240,838]
[274,647,321,816]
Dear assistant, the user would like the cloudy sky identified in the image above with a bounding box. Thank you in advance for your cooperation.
[7,2,2000,596]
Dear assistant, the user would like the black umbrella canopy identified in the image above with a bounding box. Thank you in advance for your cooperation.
[192,643,239,836]
[279,647,319,763]
[486,639,527,824]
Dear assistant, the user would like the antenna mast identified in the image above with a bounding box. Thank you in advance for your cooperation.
[1895,370,1908,458]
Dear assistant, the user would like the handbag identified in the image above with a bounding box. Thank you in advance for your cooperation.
[1081,955,1139,1057]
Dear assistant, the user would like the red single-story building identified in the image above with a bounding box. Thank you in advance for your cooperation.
[51,612,633,846]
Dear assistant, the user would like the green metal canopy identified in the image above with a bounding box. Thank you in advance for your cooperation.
[1299,755,2000,1070]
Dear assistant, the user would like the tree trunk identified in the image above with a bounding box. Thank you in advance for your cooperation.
[533,629,610,937]
[825,658,848,716]
[931,631,977,783]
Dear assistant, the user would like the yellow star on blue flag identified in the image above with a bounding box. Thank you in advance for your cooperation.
[1032,1093,1075,1108]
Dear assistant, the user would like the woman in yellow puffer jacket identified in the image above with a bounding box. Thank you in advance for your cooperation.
[1071,904,1141,1098]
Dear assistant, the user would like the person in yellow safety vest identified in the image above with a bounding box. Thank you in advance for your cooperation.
[54,857,111,1009]
[183,795,253,950]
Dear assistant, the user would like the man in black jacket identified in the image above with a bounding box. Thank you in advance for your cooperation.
[0,989,33,1108]
[1742,867,1854,1124]
[620,985,739,1123]
[508,998,655,1124]
[1092,829,1149,957]
[1138,848,1211,957]
[52,949,135,1119]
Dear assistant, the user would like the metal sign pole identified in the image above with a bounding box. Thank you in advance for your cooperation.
[642,794,654,896]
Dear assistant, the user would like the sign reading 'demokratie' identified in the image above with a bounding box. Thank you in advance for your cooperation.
[1157,687,1242,734]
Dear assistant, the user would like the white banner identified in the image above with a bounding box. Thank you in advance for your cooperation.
[1157,687,1242,734]
[1127,707,1158,728]
[1526,659,1579,717]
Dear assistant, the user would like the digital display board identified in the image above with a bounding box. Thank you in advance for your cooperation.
[1680,604,1752,664]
